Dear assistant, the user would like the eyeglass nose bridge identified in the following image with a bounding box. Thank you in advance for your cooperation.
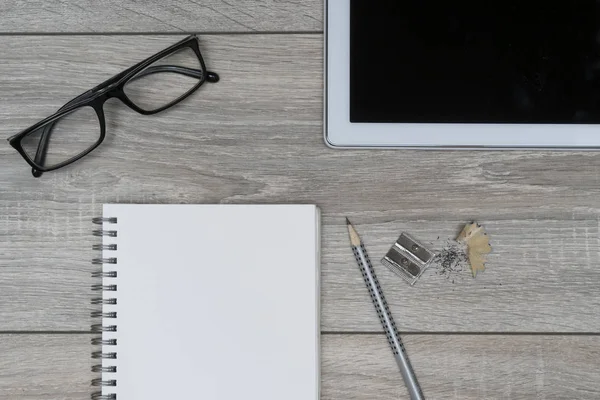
[91,81,125,101]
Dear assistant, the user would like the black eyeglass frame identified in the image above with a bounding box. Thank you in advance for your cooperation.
[7,35,219,177]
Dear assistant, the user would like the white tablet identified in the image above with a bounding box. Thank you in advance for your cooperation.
[325,0,600,149]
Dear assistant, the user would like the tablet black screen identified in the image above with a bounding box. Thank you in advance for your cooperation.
[350,0,600,124]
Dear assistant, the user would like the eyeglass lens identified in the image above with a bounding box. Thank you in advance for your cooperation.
[20,106,101,169]
[124,47,204,112]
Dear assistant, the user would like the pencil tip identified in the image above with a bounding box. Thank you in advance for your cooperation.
[346,218,361,245]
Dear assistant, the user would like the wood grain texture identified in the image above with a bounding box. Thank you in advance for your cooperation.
[0,1,322,33]
[2,36,600,332]
[0,334,93,399]
[1,333,599,399]
[323,334,600,400]
[323,218,600,332]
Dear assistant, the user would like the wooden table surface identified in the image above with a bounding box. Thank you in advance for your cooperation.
[1,2,600,399]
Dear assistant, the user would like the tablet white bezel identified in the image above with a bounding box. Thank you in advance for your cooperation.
[324,0,600,149]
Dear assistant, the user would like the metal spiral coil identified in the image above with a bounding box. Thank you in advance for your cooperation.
[92,338,117,346]
[92,366,117,373]
[92,378,117,387]
[93,244,117,251]
[91,298,117,305]
[93,230,117,237]
[92,216,118,400]
[92,351,117,359]
[93,217,117,224]
[92,271,117,278]
[92,284,117,291]
[91,324,117,332]
[91,311,117,318]
[92,257,117,265]
[91,394,116,400]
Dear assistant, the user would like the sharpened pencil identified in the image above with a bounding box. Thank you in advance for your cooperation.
[346,218,424,400]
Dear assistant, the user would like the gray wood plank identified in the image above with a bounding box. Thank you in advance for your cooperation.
[2,333,599,399]
[2,36,600,332]
[0,334,93,400]
[323,218,600,332]
[323,334,600,400]
[0,1,322,33]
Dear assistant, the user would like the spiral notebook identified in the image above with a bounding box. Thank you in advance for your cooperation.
[92,204,320,400]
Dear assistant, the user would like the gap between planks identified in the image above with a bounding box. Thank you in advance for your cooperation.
[0,31,323,37]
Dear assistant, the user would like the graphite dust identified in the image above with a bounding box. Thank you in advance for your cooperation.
[432,240,469,283]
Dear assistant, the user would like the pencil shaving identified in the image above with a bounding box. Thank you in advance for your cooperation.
[456,222,491,278]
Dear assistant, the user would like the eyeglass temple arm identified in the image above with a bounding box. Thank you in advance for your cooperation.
[32,66,218,177]
[128,65,219,83]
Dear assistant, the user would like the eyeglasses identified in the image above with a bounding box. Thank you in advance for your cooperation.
[7,35,219,178]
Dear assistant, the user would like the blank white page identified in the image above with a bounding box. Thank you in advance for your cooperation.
[100,204,320,400]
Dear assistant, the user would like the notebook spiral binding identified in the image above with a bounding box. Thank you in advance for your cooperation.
[91,217,118,400]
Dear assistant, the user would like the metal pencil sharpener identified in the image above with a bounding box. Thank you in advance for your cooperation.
[381,232,435,286]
